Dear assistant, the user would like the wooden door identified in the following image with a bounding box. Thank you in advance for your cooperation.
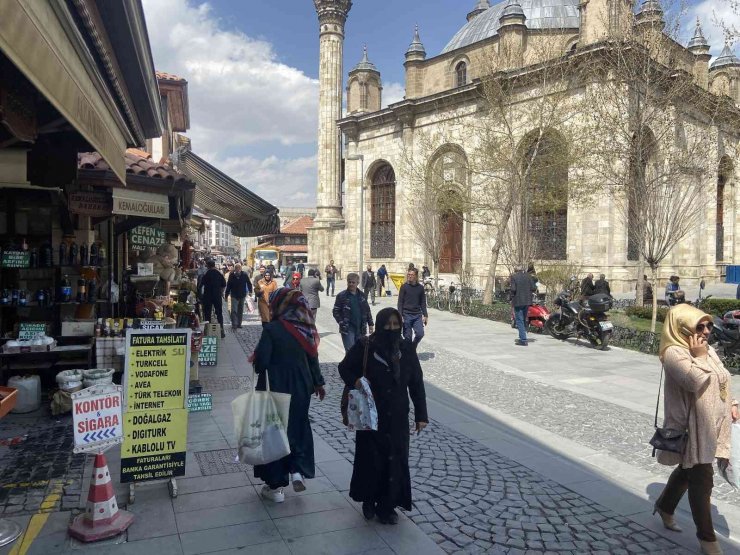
[439,212,463,274]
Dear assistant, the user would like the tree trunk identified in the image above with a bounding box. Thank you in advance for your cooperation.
[482,245,501,305]
[635,259,645,307]
[651,265,659,334]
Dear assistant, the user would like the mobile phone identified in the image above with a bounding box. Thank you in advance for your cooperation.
[680,325,694,337]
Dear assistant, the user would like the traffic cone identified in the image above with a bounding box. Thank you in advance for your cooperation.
[68,453,134,542]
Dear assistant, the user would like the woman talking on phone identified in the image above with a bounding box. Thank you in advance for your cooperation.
[653,304,738,555]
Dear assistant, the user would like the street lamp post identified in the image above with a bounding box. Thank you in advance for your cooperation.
[346,153,364,273]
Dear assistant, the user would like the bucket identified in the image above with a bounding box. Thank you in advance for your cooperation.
[8,375,41,413]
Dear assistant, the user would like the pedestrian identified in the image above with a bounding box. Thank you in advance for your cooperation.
[666,275,681,306]
[255,270,278,327]
[397,268,428,350]
[224,263,253,329]
[283,265,297,287]
[198,259,227,338]
[407,262,415,271]
[325,260,338,297]
[377,264,388,297]
[290,271,302,290]
[253,287,326,503]
[332,273,374,352]
[580,272,595,299]
[638,274,653,304]
[253,265,266,299]
[593,273,611,296]
[297,261,305,276]
[299,269,324,319]
[362,265,377,305]
[338,307,428,524]
[652,304,738,555]
[510,265,536,346]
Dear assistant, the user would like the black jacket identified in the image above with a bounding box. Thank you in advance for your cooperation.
[510,271,536,307]
[199,268,226,299]
[332,289,373,335]
[225,271,252,299]
[593,278,610,296]
[581,277,595,297]
[361,270,376,290]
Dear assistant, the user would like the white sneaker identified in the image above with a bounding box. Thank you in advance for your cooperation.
[291,473,306,492]
[260,485,285,503]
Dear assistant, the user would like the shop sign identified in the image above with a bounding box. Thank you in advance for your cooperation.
[72,385,124,454]
[68,191,111,217]
[121,330,191,483]
[198,336,218,367]
[18,322,47,340]
[130,226,166,253]
[187,393,212,412]
[136,319,164,330]
[1,250,29,268]
[112,189,169,219]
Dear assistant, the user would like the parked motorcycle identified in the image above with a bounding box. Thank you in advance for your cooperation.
[545,291,613,350]
[709,310,740,356]
[510,293,551,332]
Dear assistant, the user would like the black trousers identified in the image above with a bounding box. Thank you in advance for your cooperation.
[657,463,715,541]
[202,297,224,327]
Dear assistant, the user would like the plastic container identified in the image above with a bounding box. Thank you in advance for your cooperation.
[82,368,115,387]
[56,369,83,392]
[8,375,41,413]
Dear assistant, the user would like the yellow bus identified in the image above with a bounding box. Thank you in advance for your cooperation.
[249,246,280,269]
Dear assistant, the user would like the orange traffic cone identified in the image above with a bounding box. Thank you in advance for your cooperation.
[68,453,134,542]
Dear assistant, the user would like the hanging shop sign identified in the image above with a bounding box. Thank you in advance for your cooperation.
[72,385,124,454]
[198,336,218,367]
[129,225,166,253]
[121,329,191,483]
[68,191,112,217]
[18,322,47,340]
[1,250,30,268]
[112,189,169,219]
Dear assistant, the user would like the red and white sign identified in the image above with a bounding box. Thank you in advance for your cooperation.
[72,385,124,454]
[68,191,112,217]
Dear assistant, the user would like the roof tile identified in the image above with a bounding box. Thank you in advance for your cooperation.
[280,215,314,235]
[78,149,191,185]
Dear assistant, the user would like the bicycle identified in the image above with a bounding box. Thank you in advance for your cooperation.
[447,283,474,315]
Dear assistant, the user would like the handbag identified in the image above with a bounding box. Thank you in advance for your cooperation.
[649,365,689,457]
[346,376,378,432]
[232,368,291,466]
[341,339,369,426]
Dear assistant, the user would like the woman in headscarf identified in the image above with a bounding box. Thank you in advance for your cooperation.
[338,307,428,524]
[653,304,738,555]
[254,270,278,327]
[252,287,325,503]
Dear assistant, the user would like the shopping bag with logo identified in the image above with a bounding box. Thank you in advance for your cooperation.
[232,369,291,465]
[346,377,378,432]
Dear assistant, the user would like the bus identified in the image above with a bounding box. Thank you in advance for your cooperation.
[249,247,280,270]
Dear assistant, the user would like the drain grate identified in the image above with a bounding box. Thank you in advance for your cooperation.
[198,376,251,391]
[194,449,251,476]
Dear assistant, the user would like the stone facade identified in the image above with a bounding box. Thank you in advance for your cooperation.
[309,0,740,292]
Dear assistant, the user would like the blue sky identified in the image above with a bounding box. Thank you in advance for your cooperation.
[141,0,731,208]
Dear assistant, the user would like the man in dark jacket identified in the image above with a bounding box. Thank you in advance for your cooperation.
[300,269,324,319]
[325,260,338,297]
[511,266,536,346]
[580,273,595,299]
[333,273,374,352]
[225,263,253,329]
[199,259,227,338]
[361,265,377,305]
[397,268,428,350]
[593,274,611,296]
[377,264,388,296]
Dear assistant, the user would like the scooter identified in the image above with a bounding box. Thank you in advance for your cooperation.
[545,291,613,350]
[510,293,551,332]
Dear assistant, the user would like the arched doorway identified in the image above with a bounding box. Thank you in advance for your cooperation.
[370,163,396,259]
[429,148,468,273]
[439,210,463,273]
[717,156,733,262]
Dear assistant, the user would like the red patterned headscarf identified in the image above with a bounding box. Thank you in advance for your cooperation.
[269,287,320,357]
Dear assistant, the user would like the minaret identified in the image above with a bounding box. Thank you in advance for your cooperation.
[687,18,711,89]
[313,0,352,227]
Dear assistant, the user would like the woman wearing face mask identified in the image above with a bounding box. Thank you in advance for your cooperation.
[338,307,428,525]
[653,304,738,555]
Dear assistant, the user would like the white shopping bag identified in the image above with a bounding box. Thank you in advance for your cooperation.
[232,370,291,465]
[246,296,256,314]
[346,377,378,432]
[718,422,740,489]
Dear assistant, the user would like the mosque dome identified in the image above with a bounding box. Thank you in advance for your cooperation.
[442,0,580,54]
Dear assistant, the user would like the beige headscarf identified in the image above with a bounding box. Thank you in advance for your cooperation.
[658,304,712,361]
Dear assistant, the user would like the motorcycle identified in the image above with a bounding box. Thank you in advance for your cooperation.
[709,310,740,356]
[510,293,551,332]
[545,291,613,350]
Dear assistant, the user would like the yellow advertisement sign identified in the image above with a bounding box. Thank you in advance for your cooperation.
[126,332,189,411]
[389,273,407,293]
[120,408,188,482]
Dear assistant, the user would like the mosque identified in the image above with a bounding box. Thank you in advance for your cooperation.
[308,0,740,292]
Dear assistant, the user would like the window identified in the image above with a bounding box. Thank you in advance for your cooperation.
[370,164,396,259]
[360,83,368,110]
[455,61,467,87]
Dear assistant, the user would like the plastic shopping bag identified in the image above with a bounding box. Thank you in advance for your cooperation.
[246,296,256,314]
[346,377,378,432]
[718,422,740,489]
[232,371,291,465]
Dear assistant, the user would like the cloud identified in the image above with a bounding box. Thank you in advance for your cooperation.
[688,0,740,56]
[383,81,406,107]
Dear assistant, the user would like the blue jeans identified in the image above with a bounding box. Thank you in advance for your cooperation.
[402,313,425,348]
[326,277,335,296]
[513,305,528,342]
[341,328,358,352]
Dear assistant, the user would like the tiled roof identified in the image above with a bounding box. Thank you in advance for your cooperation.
[280,215,314,235]
[276,244,308,253]
[78,149,191,184]
[156,71,187,83]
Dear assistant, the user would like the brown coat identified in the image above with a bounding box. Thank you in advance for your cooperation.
[657,345,732,468]
[255,278,277,323]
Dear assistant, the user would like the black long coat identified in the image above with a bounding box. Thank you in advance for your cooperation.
[338,337,428,511]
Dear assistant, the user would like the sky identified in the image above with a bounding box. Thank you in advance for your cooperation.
[141,0,736,209]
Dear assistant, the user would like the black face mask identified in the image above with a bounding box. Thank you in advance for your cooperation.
[378,328,402,346]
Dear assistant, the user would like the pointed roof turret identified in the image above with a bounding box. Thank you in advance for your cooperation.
[405,25,427,60]
[467,0,490,22]
[688,18,709,50]
[711,43,740,70]
[637,0,663,16]
[499,0,526,24]
[352,45,378,73]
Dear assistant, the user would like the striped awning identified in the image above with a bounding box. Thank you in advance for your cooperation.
[178,150,280,237]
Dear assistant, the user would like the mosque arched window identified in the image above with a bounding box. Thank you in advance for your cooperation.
[370,164,396,259]
[360,83,368,110]
[455,62,467,87]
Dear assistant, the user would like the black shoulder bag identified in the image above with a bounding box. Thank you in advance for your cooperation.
[649,365,689,457]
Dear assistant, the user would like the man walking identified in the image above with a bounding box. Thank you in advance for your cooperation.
[377,264,388,296]
[224,263,252,329]
[397,268,428,350]
[252,265,266,299]
[361,265,377,305]
[199,259,227,338]
[325,260,338,297]
[580,273,595,299]
[593,274,611,296]
[332,273,373,352]
[300,269,324,319]
[511,266,536,346]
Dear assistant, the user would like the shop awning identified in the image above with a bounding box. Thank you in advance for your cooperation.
[178,150,280,237]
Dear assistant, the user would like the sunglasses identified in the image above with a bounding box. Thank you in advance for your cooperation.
[696,322,714,332]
